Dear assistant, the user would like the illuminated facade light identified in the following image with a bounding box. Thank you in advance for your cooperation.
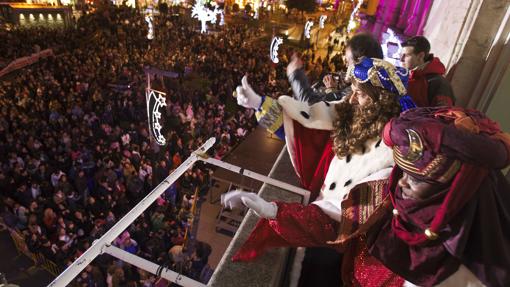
[29,13,35,20]
[19,14,25,20]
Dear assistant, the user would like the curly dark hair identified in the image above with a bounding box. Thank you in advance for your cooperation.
[331,82,401,158]
[346,33,384,62]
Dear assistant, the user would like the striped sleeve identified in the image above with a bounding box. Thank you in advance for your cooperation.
[255,96,285,139]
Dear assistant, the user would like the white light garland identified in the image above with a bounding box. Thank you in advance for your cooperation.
[144,7,159,40]
[146,89,167,145]
[347,0,363,33]
[219,10,225,26]
[304,20,313,39]
[145,15,154,40]
[270,36,283,64]
[319,15,327,29]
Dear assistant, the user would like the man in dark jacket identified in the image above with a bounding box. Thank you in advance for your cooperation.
[287,33,384,104]
[400,36,455,107]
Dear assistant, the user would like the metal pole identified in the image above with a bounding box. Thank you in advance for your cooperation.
[103,245,205,287]
[48,138,216,287]
[197,155,311,204]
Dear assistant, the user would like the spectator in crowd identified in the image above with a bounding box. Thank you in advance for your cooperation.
[400,36,455,106]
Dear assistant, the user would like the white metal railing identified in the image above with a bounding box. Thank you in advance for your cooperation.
[196,154,310,205]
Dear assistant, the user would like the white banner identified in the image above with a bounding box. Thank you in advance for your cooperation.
[0,49,54,78]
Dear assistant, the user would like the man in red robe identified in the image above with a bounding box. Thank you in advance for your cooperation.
[363,106,510,286]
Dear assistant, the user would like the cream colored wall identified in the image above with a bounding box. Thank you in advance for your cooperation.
[486,64,510,176]
[486,63,510,133]
[423,0,510,107]
[423,0,477,71]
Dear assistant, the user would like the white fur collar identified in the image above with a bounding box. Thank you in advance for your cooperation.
[312,138,394,222]
[278,96,342,130]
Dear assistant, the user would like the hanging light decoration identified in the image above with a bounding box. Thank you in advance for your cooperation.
[145,15,154,40]
[146,88,167,145]
[347,0,363,33]
[270,36,283,64]
[304,20,314,39]
[319,15,327,29]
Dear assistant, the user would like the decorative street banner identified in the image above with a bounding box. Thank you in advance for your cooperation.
[146,88,167,145]
[270,36,283,64]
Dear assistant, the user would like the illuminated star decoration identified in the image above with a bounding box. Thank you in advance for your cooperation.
[319,15,327,29]
[270,36,283,64]
[145,15,154,40]
[146,89,167,145]
[304,20,313,39]
[191,2,223,33]
[381,28,403,66]
[347,0,364,32]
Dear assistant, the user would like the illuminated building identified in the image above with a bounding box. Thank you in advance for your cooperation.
[0,2,72,27]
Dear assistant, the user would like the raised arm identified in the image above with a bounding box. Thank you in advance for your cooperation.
[235,75,285,139]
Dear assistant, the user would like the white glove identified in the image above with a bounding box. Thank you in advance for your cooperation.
[235,75,263,110]
[221,189,246,210]
[221,190,278,219]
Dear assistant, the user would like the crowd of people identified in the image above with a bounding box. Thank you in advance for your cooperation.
[0,3,298,286]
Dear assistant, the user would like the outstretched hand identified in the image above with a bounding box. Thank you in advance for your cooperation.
[221,189,277,219]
